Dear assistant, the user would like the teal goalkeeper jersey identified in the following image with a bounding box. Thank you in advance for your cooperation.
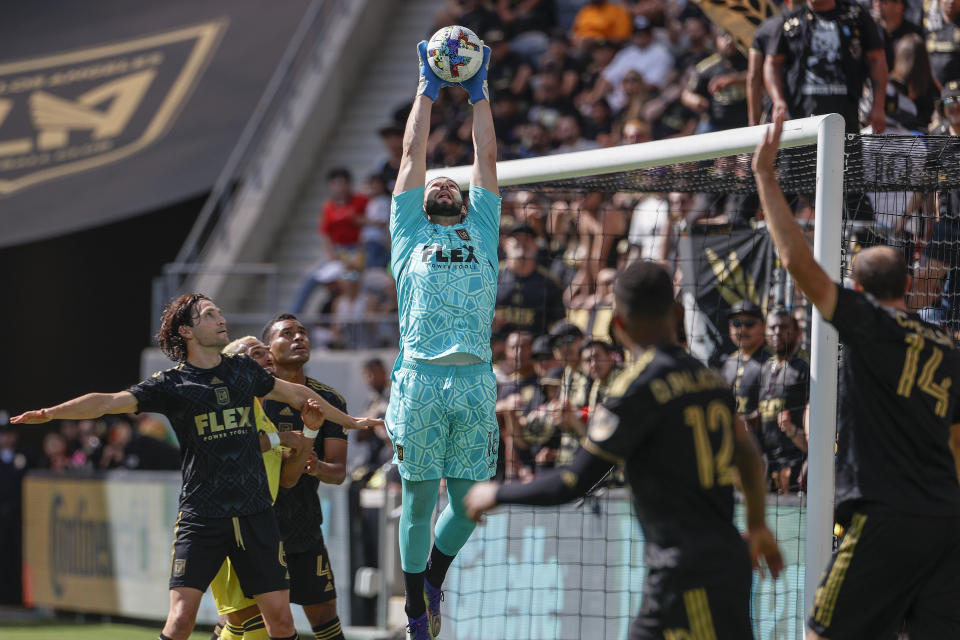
[390,184,501,362]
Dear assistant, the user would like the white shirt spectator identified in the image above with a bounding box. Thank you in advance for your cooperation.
[628,194,671,261]
[601,39,674,111]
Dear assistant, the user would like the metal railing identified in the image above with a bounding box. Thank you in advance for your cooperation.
[169,0,343,277]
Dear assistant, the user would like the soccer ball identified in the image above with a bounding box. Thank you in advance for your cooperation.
[426,25,483,83]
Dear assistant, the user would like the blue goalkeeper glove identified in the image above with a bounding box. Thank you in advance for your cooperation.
[458,44,491,104]
[417,40,453,101]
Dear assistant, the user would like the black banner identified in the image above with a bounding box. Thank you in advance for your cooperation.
[679,226,775,365]
[0,0,310,247]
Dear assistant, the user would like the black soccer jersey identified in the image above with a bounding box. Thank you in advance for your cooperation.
[721,348,769,416]
[128,354,276,518]
[263,377,347,554]
[687,52,749,131]
[585,346,742,555]
[757,353,808,467]
[830,285,960,518]
[754,13,782,56]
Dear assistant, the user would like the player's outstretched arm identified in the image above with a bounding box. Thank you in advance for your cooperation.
[752,115,837,320]
[394,41,450,196]
[464,446,614,521]
[11,391,138,424]
[733,416,784,578]
[470,99,499,195]
[265,378,383,431]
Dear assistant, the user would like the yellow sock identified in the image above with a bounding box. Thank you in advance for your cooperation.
[242,613,269,640]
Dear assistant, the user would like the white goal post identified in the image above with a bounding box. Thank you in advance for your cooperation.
[428,113,847,621]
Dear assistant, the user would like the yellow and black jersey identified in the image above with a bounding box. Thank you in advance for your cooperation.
[830,284,960,519]
[584,345,740,551]
[263,376,347,554]
[127,354,275,518]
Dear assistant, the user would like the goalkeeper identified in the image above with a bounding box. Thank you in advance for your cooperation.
[386,38,498,640]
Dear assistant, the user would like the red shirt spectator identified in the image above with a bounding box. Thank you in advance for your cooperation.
[319,167,368,248]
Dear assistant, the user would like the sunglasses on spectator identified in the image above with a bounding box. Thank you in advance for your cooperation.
[944,96,960,108]
[730,318,759,328]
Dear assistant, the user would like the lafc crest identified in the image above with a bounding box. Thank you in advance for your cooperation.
[705,246,761,309]
[692,0,779,53]
[0,20,226,195]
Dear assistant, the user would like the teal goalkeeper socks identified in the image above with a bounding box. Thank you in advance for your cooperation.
[399,478,441,572]
[433,477,477,559]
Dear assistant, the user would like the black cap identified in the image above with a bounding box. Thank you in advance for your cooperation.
[509,222,537,237]
[532,335,554,359]
[727,300,763,319]
[942,79,960,100]
[548,321,584,346]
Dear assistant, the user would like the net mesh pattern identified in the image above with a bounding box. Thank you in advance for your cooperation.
[438,133,957,639]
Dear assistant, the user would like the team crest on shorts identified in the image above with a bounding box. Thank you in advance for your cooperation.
[397,444,404,461]
[456,229,470,241]
[214,387,230,405]
[173,558,186,577]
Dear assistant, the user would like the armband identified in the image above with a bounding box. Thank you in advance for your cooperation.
[267,432,281,449]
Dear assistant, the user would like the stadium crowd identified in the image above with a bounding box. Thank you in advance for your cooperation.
[299,0,958,490]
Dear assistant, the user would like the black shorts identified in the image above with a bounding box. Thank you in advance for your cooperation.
[169,509,288,597]
[287,536,337,605]
[808,508,960,640]
[628,542,753,640]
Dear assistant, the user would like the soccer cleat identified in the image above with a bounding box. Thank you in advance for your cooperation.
[424,581,444,637]
[406,611,432,640]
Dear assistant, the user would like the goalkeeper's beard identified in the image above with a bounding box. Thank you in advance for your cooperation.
[425,197,463,220]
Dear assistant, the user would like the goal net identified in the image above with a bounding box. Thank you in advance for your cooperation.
[424,115,955,639]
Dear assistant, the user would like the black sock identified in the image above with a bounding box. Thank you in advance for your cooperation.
[311,616,344,640]
[159,634,174,640]
[426,545,455,589]
[403,570,427,617]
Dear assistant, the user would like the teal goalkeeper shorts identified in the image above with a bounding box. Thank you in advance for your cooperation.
[385,359,499,482]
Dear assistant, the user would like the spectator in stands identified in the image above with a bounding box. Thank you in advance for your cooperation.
[864,34,929,134]
[579,339,622,417]
[531,334,559,376]
[362,174,391,269]
[347,358,392,477]
[628,192,671,263]
[758,308,809,493]
[331,269,377,349]
[528,70,578,130]
[485,29,535,101]
[720,301,769,431]
[291,259,345,315]
[924,0,960,87]
[512,191,551,264]
[551,114,600,154]
[931,78,960,135]
[538,34,583,98]
[497,330,553,477]
[671,15,714,72]
[495,222,566,335]
[681,29,749,133]
[39,431,69,471]
[589,17,675,113]
[748,9,787,125]
[873,0,923,71]
[319,168,369,256]
[548,321,590,408]
[450,0,505,37]
[494,0,555,62]
[577,39,620,103]
[765,0,887,134]
[0,418,26,604]
[571,0,634,48]
[97,415,180,471]
[375,124,404,191]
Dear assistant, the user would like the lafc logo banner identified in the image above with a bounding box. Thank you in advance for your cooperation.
[692,0,779,53]
[0,20,225,195]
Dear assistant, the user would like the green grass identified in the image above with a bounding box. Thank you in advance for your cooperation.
[0,621,210,639]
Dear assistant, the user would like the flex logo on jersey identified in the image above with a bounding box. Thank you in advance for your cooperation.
[0,20,225,194]
[420,243,480,265]
[194,406,253,437]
